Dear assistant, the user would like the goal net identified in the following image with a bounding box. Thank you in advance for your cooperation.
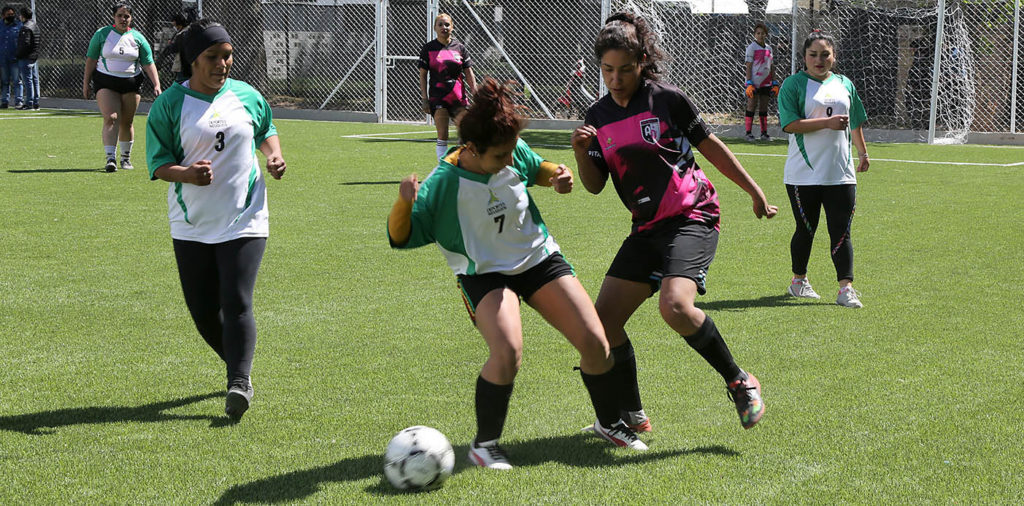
[610,0,976,143]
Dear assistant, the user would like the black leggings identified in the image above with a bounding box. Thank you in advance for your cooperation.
[172,237,266,385]
[786,184,856,281]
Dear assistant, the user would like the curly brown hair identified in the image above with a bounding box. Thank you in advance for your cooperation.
[458,78,526,154]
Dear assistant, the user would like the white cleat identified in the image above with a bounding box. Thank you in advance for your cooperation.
[836,286,863,308]
[788,277,821,299]
[592,420,648,451]
[468,440,512,470]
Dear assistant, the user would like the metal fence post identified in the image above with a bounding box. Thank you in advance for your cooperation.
[376,0,388,122]
[927,0,947,144]
[1011,0,1020,133]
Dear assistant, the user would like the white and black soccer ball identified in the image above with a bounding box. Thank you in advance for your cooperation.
[383,425,455,490]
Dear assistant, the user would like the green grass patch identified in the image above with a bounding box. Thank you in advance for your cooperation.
[1,109,1021,503]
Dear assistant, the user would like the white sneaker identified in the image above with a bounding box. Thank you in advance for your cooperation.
[468,440,512,470]
[592,420,648,451]
[836,286,863,308]
[788,278,821,299]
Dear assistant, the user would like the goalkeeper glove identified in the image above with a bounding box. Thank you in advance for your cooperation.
[745,80,755,99]
[771,80,780,96]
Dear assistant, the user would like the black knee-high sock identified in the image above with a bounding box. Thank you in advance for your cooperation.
[579,369,621,429]
[475,375,514,443]
[682,314,743,383]
[611,339,643,415]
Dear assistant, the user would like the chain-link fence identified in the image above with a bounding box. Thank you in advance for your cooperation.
[18,0,1024,141]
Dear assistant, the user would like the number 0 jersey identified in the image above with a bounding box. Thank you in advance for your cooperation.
[86,26,154,78]
[779,72,867,185]
[146,79,278,243]
[584,80,720,235]
[390,139,559,276]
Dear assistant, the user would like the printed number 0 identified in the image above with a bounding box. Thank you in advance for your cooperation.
[214,131,225,151]
[493,215,505,233]
[826,106,834,117]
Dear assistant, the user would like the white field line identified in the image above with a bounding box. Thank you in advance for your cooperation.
[340,133,1023,167]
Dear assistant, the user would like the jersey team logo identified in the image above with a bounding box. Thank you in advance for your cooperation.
[640,118,661,145]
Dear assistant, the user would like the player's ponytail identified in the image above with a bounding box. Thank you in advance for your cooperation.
[595,12,666,81]
[458,78,525,154]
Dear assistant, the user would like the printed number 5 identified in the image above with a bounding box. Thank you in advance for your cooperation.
[214,131,225,151]
[493,214,505,233]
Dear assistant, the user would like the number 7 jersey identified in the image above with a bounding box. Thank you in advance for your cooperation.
[146,79,278,243]
[391,139,560,276]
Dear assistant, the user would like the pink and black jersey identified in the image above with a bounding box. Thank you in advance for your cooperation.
[418,38,472,106]
[585,80,720,234]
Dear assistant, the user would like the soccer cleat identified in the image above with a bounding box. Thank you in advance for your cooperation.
[621,410,652,433]
[727,373,764,429]
[225,379,254,420]
[468,440,512,470]
[17,103,31,111]
[33,104,39,110]
[592,420,648,451]
[760,132,771,141]
[836,286,864,308]
[628,419,653,433]
[120,159,134,170]
[788,277,821,299]
[744,133,755,142]
[104,158,117,172]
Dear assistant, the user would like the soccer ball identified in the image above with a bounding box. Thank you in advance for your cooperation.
[383,426,455,490]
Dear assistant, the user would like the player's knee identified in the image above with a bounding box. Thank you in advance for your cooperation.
[574,329,610,363]
[658,296,701,333]
[489,342,522,373]
[103,112,118,125]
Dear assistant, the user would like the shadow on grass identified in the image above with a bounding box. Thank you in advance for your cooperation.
[0,391,225,435]
[699,294,828,311]
[340,181,401,186]
[213,433,737,504]
[7,168,107,174]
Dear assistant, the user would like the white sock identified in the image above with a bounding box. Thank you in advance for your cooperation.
[435,140,448,160]
[118,140,133,161]
[104,145,116,160]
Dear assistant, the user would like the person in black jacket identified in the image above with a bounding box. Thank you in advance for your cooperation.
[16,7,39,110]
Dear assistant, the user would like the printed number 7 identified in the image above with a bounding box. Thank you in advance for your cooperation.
[493,215,505,233]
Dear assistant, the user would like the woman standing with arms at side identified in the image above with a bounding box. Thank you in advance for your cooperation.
[390,79,646,470]
[146,18,286,420]
[418,13,476,160]
[572,12,777,434]
[83,2,161,172]
[778,30,869,308]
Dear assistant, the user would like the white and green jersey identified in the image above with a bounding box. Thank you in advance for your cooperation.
[86,26,153,78]
[779,72,867,185]
[146,79,278,244]
[393,139,560,276]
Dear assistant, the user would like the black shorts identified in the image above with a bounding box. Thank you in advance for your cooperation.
[457,253,575,324]
[92,71,143,95]
[429,97,467,117]
[607,218,718,296]
[752,86,773,97]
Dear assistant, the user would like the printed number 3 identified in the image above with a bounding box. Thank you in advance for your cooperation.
[214,131,225,151]
[493,215,505,233]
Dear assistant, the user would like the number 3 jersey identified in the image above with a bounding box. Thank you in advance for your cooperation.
[779,72,867,185]
[390,139,559,276]
[584,80,720,235]
[146,79,278,243]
